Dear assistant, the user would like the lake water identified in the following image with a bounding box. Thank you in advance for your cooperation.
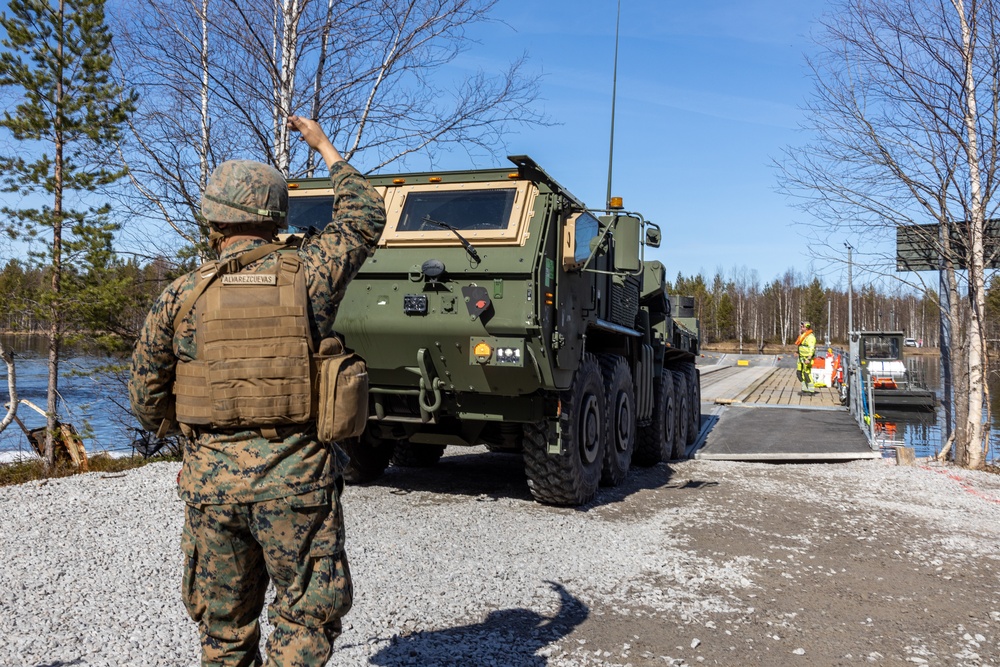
[1,337,997,463]
[869,354,999,463]
[0,335,137,459]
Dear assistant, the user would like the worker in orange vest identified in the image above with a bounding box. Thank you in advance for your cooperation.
[795,321,817,395]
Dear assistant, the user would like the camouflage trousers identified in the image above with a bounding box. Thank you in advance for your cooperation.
[181,484,353,667]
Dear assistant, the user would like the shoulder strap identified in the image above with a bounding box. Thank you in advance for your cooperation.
[172,241,290,332]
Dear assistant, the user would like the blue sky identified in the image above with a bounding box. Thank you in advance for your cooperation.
[0,0,844,287]
[438,0,835,286]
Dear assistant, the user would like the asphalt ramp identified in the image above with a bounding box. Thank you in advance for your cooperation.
[696,405,879,461]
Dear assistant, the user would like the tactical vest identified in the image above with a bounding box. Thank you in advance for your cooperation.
[173,250,315,428]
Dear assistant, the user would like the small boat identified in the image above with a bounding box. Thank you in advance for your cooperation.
[847,331,936,410]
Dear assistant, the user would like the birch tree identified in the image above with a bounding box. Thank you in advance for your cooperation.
[777,269,797,346]
[0,0,136,470]
[113,0,545,251]
[779,0,997,468]
[0,339,17,437]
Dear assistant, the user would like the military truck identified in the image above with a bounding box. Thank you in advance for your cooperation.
[287,156,700,506]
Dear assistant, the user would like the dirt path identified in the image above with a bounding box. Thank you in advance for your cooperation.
[558,459,999,666]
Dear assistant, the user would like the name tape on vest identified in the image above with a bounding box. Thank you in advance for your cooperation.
[221,274,277,285]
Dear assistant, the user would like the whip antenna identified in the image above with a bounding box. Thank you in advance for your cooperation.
[606,0,622,209]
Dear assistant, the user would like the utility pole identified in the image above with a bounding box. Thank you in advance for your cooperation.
[938,226,952,442]
[826,298,832,346]
[844,242,854,336]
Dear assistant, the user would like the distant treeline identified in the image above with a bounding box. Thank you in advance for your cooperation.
[670,269,1000,350]
[3,257,999,353]
[0,256,189,354]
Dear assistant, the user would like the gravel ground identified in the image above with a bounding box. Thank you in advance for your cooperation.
[1,448,998,666]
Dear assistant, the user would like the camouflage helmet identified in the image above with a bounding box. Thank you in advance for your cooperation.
[201,160,288,229]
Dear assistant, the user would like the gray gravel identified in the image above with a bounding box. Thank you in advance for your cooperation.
[1,448,998,666]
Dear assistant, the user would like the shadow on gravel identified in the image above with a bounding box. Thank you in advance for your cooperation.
[368,581,587,667]
[33,661,86,667]
[362,448,536,503]
[356,447,717,510]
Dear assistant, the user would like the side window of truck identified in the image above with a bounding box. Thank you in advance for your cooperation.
[562,212,601,270]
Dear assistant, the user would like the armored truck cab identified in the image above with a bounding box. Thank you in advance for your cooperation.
[288,156,700,505]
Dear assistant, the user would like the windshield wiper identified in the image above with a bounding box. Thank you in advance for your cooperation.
[422,215,481,262]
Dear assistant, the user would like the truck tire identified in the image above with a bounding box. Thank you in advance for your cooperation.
[341,433,395,483]
[671,370,690,460]
[599,354,635,487]
[633,369,676,466]
[391,442,446,467]
[522,353,605,506]
[683,362,701,444]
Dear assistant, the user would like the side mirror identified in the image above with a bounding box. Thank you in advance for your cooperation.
[612,215,641,272]
[645,224,661,248]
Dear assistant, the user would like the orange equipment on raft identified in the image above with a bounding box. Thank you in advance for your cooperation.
[871,376,898,390]
[831,352,843,385]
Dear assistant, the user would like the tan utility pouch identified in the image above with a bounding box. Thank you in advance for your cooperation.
[315,337,369,443]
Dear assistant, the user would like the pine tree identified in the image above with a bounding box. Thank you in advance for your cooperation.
[803,278,828,336]
[0,0,136,470]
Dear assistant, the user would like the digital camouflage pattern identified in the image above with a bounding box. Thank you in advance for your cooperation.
[201,160,289,227]
[130,160,385,505]
[182,486,352,666]
[129,159,383,666]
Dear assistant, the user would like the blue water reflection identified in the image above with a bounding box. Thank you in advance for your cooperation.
[872,353,998,462]
[0,335,135,457]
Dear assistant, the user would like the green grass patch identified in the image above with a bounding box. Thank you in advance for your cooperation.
[0,452,180,488]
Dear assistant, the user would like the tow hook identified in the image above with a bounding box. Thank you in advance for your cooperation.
[417,348,444,417]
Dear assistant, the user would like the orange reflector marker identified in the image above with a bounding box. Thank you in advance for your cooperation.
[392,178,406,184]
[288,183,299,189]
[429,176,442,183]
[507,172,519,179]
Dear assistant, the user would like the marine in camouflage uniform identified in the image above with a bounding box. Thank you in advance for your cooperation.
[129,117,385,666]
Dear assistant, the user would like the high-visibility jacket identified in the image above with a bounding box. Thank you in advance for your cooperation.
[795,329,816,362]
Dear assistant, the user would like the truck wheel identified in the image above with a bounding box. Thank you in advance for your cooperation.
[391,442,446,467]
[634,369,676,466]
[683,362,701,444]
[522,353,605,505]
[671,370,690,460]
[340,433,395,483]
[599,354,635,487]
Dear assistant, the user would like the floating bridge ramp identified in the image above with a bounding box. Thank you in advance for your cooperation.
[689,354,878,462]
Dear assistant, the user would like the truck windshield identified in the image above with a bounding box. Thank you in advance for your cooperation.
[398,189,516,232]
[287,195,333,231]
